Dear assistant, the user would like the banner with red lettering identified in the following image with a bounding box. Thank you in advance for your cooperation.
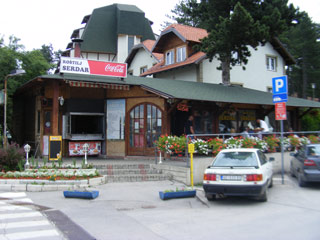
[60,57,127,78]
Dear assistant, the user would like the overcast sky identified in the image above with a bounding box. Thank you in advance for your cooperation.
[0,0,319,52]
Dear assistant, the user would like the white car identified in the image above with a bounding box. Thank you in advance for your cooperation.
[203,148,274,202]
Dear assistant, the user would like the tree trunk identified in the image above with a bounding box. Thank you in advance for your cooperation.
[302,51,308,99]
[221,57,231,85]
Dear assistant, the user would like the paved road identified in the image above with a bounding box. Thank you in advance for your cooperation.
[23,176,320,240]
[0,192,65,240]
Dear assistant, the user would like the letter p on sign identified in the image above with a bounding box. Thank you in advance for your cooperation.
[272,76,287,95]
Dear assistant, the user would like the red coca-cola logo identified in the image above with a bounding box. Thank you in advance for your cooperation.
[105,64,125,73]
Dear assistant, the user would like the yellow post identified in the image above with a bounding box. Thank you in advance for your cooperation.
[188,143,195,188]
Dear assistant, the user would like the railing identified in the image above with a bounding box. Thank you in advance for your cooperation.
[154,131,320,166]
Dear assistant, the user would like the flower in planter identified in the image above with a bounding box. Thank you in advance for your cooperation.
[208,138,227,156]
[300,136,310,145]
[263,135,280,152]
[308,135,320,144]
[224,137,242,149]
[288,135,301,150]
[191,139,209,155]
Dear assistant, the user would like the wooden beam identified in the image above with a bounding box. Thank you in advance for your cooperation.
[52,81,59,135]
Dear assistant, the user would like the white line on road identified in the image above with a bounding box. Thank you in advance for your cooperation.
[0,205,32,211]
[0,192,26,198]
[1,229,60,240]
[0,220,51,230]
[0,211,42,220]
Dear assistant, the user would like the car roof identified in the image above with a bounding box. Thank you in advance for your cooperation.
[219,148,259,153]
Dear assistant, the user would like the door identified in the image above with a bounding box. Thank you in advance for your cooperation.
[128,103,163,155]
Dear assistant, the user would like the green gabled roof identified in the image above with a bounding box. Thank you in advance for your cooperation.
[80,4,155,53]
[35,73,320,108]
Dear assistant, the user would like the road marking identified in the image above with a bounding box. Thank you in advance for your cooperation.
[0,205,32,211]
[0,192,26,198]
[0,220,51,230]
[0,211,42,220]
[1,229,60,240]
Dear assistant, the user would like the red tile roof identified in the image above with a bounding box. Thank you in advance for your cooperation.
[140,51,206,77]
[163,24,208,42]
[142,40,163,61]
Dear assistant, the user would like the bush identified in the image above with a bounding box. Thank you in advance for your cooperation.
[0,143,25,171]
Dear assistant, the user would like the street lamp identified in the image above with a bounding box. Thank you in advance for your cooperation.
[3,69,25,148]
[311,83,316,100]
[83,143,89,165]
[24,143,31,169]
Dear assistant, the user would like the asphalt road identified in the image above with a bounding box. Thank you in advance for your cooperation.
[16,176,320,240]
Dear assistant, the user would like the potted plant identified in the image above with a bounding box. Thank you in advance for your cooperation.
[159,187,196,200]
[63,189,99,199]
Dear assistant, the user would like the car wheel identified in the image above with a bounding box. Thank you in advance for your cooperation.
[268,178,273,188]
[205,193,216,201]
[290,163,295,177]
[298,173,307,187]
[257,190,268,202]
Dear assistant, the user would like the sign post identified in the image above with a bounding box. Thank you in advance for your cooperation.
[188,143,195,188]
[272,76,288,184]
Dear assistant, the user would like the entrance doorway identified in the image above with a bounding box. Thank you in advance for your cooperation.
[128,103,163,155]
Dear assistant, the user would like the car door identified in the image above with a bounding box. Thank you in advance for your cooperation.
[257,150,272,181]
[295,147,306,173]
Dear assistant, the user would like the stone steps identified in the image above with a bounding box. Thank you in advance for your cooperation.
[95,164,171,183]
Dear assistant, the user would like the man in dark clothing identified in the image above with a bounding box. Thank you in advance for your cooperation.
[184,115,195,136]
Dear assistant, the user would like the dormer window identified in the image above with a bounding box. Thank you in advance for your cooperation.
[165,50,174,65]
[177,46,186,62]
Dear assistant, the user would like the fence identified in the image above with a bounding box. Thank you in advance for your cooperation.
[154,131,320,166]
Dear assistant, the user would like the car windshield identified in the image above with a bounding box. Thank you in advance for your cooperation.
[307,145,320,157]
[212,151,258,167]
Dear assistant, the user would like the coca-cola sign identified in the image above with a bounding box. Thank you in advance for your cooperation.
[60,57,127,78]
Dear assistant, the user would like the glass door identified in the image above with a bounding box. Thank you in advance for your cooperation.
[128,103,162,155]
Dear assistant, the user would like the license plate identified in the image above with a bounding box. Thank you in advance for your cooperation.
[221,175,242,181]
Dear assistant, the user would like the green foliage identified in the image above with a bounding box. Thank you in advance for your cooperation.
[301,110,320,131]
[0,143,24,171]
[280,13,320,99]
[168,0,299,85]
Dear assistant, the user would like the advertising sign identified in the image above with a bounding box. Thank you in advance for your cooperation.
[275,102,287,120]
[60,57,127,78]
[69,141,101,156]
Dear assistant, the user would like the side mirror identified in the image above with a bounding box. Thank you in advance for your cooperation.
[269,157,275,162]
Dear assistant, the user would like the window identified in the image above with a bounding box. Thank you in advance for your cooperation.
[128,36,134,53]
[267,87,272,93]
[140,66,148,74]
[257,151,267,165]
[176,46,186,62]
[266,56,277,71]
[165,50,174,65]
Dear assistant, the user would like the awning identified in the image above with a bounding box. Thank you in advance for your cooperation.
[67,80,130,90]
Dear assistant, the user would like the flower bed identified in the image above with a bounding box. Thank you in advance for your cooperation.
[0,169,100,181]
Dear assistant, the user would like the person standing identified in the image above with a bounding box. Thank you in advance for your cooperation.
[255,118,269,138]
[184,115,195,137]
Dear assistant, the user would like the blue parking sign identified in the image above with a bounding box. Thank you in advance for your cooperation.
[272,76,287,95]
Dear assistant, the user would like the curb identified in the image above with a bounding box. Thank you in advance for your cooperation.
[0,176,106,192]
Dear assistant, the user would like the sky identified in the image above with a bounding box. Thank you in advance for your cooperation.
[0,0,319,52]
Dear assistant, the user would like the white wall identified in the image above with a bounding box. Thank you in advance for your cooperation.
[117,35,127,63]
[128,48,158,76]
[117,35,142,63]
[155,64,198,82]
[202,43,286,92]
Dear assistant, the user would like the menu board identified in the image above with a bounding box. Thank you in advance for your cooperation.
[69,141,101,156]
[107,99,125,139]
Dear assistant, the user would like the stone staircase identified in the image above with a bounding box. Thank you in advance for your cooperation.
[95,163,172,182]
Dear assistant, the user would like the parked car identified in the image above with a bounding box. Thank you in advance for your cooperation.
[290,144,320,187]
[203,148,274,202]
